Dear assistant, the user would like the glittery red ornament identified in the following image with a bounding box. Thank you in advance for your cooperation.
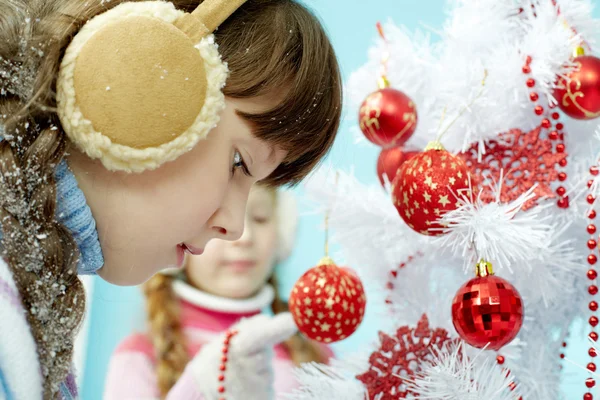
[553,55,600,120]
[392,141,470,236]
[452,260,524,350]
[359,87,417,147]
[289,257,366,343]
[377,146,419,187]
[356,314,457,400]
[459,126,564,210]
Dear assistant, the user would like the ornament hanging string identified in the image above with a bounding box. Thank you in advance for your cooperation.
[551,0,593,53]
[435,69,488,143]
[376,22,391,88]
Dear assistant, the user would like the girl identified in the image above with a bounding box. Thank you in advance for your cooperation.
[0,0,341,398]
[104,185,332,399]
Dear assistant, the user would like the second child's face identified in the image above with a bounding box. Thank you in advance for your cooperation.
[185,186,280,299]
[68,98,286,286]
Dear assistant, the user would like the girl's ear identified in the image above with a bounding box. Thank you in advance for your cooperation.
[276,190,298,262]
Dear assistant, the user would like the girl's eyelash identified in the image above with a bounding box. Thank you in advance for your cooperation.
[232,150,252,177]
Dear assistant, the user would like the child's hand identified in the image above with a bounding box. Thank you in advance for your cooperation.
[187,312,298,400]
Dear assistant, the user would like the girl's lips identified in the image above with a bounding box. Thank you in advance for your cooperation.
[181,243,204,256]
[176,244,186,268]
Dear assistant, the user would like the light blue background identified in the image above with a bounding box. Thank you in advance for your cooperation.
[81,1,600,399]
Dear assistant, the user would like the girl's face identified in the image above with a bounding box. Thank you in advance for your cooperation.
[68,97,286,286]
[186,185,279,299]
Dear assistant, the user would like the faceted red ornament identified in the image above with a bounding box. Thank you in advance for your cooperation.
[359,88,417,147]
[376,146,419,187]
[553,55,600,120]
[288,258,366,343]
[392,142,470,236]
[459,126,564,210]
[452,261,524,350]
[356,314,457,399]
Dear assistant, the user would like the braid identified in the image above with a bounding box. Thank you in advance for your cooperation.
[268,274,328,365]
[0,103,85,398]
[0,0,114,396]
[144,274,190,398]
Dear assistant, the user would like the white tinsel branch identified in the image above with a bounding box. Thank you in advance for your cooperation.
[284,363,367,400]
[407,342,522,400]
[436,176,552,272]
[303,167,432,284]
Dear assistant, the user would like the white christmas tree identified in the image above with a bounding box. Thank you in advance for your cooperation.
[288,1,600,399]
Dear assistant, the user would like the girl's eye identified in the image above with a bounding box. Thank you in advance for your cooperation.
[232,150,252,177]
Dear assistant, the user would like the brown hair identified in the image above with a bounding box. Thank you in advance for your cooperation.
[0,0,340,396]
[144,273,328,398]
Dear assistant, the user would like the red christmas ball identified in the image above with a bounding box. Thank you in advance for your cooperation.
[376,146,419,187]
[359,88,417,147]
[289,258,366,343]
[553,55,600,120]
[452,262,524,350]
[392,142,470,236]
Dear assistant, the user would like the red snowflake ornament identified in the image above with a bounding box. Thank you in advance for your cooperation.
[459,126,565,210]
[356,314,457,399]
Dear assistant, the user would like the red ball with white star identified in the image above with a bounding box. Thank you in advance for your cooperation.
[289,258,366,343]
[392,142,470,236]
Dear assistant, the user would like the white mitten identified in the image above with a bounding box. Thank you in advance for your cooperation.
[188,312,297,400]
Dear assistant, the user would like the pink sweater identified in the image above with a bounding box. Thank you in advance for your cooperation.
[104,282,332,399]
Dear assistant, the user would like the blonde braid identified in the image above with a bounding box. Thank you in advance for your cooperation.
[144,274,190,398]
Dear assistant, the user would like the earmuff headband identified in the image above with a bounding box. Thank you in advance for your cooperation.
[57,0,247,173]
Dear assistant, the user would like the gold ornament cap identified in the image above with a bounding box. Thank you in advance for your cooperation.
[574,46,586,57]
[378,75,390,89]
[424,140,445,151]
[318,256,336,266]
[475,259,494,277]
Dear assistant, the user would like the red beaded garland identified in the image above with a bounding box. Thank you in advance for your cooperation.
[584,393,593,400]
[590,270,599,279]
[589,239,597,249]
[529,92,539,101]
[526,78,535,87]
[588,362,597,372]
[590,285,599,295]
[556,143,565,152]
[549,130,559,140]
[591,301,599,311]
[216,329,238,399]
[591,332,599,341]
[535,105,544,115]
[587,378,596,389]
[541,118,551,128]
[557,197,570,208]
[589,225,598,235]
[558,172,567,181]
[590,347,598,357]
[496,355,505,365]
[589,256,598,265]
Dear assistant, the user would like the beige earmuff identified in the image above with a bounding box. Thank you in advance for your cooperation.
[57,0,246,173]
